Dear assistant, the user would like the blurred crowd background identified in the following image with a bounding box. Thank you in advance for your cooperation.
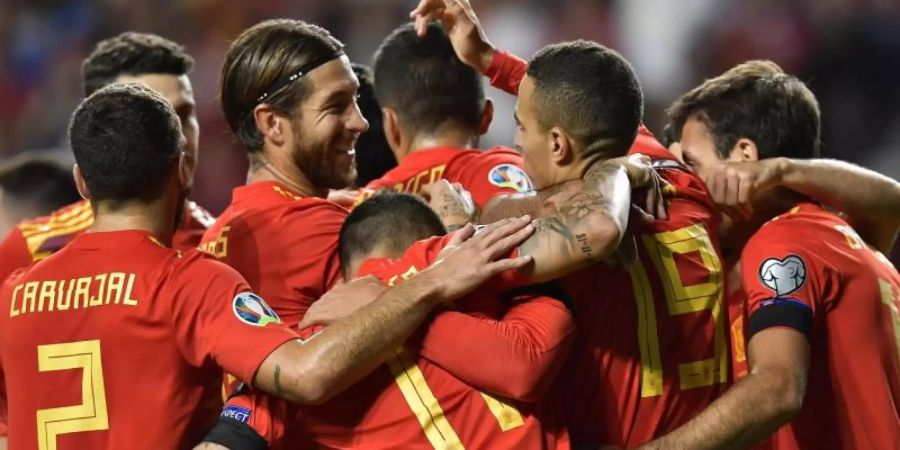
[1,0,898,214]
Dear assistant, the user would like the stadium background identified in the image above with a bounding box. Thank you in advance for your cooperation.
[1,0,898,215]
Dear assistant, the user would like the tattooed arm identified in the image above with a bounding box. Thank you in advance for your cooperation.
[515,161,632,283]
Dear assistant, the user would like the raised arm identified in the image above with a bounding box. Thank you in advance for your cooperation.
[703,158,900,252]
[254,218,535,405]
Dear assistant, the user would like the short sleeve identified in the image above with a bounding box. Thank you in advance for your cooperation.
[168,254,298,384]
[276,202,347,325]
[740,223,837,340]
[454,149,533,208]
[0,228,32,285]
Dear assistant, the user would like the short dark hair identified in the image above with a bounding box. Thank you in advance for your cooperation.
[526,40,643,158]
[373,23,484,135]
[339,193,446,277]
[220,19,344,153]
[352,63,396,187]
[0,157,80,215]
[68,84,183,203]
[667,60,821,159]
[82,32,194,96]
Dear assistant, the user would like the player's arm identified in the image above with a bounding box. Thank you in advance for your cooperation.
[417,286,575,402]
[252,218,536,404]
[0,228,33,285]
[196,387,287,450]
[638,328,809,450]
[704,158,900,253]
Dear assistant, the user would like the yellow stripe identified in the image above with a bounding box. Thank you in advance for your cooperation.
[25,216,94,260]
[387,348,464,450]
[21,207,93,237]
[479,393,524,431]
[629,262,663,397]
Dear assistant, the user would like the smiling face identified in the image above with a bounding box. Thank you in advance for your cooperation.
[284,56,369,190]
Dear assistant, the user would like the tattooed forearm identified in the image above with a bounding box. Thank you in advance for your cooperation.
[274,365,284,396]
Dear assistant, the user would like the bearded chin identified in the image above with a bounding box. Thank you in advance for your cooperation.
[295,149,356,190]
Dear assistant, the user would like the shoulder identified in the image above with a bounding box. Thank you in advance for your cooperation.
[167,248,248,286]
[278,197,348,224]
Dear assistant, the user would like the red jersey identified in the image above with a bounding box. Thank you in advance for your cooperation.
[354,146,533,208]
[0,230,296,450]
[0,199,214,284]
[213,235,574,450]
[199,181,346,328]
[485,49,729,447]
[739,203,900,449]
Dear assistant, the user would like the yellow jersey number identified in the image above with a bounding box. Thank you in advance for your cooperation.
[386,266,523,450]
[628,223,728,397]
[36,339,109,450]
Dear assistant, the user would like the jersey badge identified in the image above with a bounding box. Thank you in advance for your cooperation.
[488,164,533,192]
[233,292,281,327]
[220,405,251,424]
[759,255,807,296]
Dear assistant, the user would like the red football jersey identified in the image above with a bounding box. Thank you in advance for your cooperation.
[0,230,296,450]
[213,236,573,450]
[739,203,900,449]
[485,49,729,447]
[199,181,346,328]
[0,199,213,285]
[354,146,533,208]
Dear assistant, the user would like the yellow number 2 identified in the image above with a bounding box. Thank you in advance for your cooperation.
[36,340,109,450]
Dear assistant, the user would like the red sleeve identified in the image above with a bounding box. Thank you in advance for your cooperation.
[417,292,574,402]
[169,254,298,384]
[740,222,838,341]
[219,389,292,446]
[277,202,345,325]
[0,228,33,285]
[484,49,528,96]
[454,149,533,208]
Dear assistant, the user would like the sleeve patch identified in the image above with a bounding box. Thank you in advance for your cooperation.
[221,405,252,424]
[748,298,813,338]
[233,292,281,327]
[488,164,533,193]
[758,255,807,296]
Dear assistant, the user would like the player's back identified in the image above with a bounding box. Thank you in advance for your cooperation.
[1,231,234,450]
[300,246,565,450]
[356,146,532,208]
[557,139,729,447]
[741,204,900,449]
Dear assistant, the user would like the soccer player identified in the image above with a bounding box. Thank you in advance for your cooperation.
[0,84,535,450]
[0,156,80,236]
[208,18,638,329]
[199,192,575,449]
[638,61,900,449]
[0,32,213,284]
[353,22,534,209]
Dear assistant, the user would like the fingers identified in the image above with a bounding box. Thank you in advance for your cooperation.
[484,219,535,260]
[631,204,655,226]
[445,223,475,247]
[475,216,531,248]
[483,254,534,275]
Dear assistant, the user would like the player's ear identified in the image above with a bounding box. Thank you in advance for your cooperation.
[381,107,403,154]
[253,104,286,148]
[72,164,90,200]
[730,138,759,162]
[548,126,574,165]
[176,152,190,189]
[477,98,494,136]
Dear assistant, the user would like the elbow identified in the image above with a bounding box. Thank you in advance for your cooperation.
[763,368,806,424]
[281,363,336,406]
[501,371,546,403]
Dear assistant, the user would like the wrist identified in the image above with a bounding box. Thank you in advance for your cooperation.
[478,44,496,74]
[403,271,447,306]
[771,157,794,187]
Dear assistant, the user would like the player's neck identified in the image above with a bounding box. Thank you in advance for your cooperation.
[89,199,178,246]
[401,129,479,162]
[246,152,327,199]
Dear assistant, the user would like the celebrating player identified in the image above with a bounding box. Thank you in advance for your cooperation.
[635,61,900,450]
[0,32,213,284]
[199,192,575,449]
[0,84,536,450]
[354,22,533,209]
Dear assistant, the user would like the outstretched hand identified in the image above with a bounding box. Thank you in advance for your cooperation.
[409,0,495,72]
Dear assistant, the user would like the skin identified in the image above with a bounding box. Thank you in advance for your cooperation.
[115,74,199,187]
[249,56,368,198]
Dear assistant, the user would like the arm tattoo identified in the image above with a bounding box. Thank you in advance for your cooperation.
[576,233,592,257]
[561,192,606,222]
[274,364,284,396]
[532,216,572,240]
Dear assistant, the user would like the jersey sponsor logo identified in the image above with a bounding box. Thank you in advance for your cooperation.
[220,405,251,424]
[488,164,532,192]
[759,255,807,296]
[232,292,280,327]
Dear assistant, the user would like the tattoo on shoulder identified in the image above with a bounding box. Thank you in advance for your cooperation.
[561,192,609,223]
[274,365,284,396]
